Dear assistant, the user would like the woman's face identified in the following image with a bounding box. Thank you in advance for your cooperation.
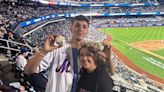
[79,48,96,71]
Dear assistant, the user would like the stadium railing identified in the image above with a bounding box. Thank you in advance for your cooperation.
[0,38,32,54]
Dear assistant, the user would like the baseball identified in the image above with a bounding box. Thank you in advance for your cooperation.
[54,35,65,46]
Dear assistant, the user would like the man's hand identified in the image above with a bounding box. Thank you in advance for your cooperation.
[42,34,63,54]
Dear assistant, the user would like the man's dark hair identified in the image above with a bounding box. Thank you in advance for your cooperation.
[72,15,89,26]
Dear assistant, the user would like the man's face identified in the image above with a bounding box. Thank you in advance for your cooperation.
[71,20,89,41]
[23,52,28,57]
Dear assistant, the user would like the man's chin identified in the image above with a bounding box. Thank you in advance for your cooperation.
[76,37,83,41]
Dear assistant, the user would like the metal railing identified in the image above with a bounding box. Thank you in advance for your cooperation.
[0,38,33,53]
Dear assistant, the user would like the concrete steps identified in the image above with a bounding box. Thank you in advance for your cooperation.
[0,54,8,62]
[0,53,18,83]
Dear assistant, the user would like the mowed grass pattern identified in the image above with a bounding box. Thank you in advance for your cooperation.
[153,49,164,57]
[100,26,164,78]
[101,26,164,42]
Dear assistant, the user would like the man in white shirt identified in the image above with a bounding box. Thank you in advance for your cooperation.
[16,48,28,71]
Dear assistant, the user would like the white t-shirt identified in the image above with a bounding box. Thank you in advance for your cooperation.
[16,55,27,71]
[37,42,81,92]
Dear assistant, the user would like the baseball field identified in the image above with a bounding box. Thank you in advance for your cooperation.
[100,26,164,79]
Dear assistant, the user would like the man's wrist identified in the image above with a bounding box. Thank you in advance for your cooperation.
[38,49,48,56]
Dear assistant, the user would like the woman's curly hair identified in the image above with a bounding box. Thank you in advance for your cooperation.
[78,42,109,71]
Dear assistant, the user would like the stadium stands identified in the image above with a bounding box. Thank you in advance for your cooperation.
[0,0,164,91]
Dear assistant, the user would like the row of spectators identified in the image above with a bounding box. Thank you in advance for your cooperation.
[74,5,164,14]
[93,5,164,14]
[1,0,158,4]
[111,52,163,92]
[63,0,157,4]
[91,16,164,26]
[1,1,164,34]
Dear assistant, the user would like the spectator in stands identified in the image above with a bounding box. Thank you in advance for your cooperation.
[78,42,113,92]
[0,84,21,92]
[15,47,28,71]
[24,15,114,92]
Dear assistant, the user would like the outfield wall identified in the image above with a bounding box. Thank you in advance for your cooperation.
[95,23,164,28]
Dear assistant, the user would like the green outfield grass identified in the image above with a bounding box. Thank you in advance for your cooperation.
[153,49,164,57]
[100,26,164,79]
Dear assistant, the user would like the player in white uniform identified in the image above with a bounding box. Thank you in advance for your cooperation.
[24,15,114,92]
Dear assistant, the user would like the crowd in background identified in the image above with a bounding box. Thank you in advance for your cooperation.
[91,16,164,27]
[111,52,163,92]
[1,0,164,35]
[61,0,158,4]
